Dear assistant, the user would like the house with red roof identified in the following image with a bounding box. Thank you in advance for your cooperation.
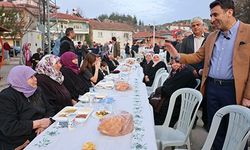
[50,12,89,43]
[89,19,133,49]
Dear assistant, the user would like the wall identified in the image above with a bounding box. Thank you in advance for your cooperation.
[92,29,132,49]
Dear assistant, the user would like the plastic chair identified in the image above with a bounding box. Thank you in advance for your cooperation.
[155,88,203,150]
[146,68,167,96]
[202,105,250,150]
[194,79,201,89]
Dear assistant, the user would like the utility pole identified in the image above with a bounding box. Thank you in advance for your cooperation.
[153,23,155,47]
[46,0,51,54]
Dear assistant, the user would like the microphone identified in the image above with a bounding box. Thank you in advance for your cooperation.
[224,36,230,40]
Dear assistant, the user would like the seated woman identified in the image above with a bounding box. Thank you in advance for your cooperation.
[102,54,119,72]
[144,54,167,86]
[80,53,101,86]
[36,54,73,113]
[140,52,154,75]
[60,52,89,101]
[149,60,197,126]
[0,66,54,150]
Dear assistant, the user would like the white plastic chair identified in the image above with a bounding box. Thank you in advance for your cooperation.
[166,64,172,73]
[155,88,203,150]
[146,68,167,96]
[194,79,201,89]
[202,105,250,150]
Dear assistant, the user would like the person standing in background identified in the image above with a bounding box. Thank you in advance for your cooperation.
[59,28,76,56]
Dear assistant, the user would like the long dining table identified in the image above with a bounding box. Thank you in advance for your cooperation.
[25,62,157,150]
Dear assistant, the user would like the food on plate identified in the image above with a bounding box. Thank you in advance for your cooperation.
[98,111,134,136]
[96,110,110,119]
[115,81,130,91]
[58,113,68,117]
[76,114,88,118]
[64,108,77,113]
[82,142,96,150]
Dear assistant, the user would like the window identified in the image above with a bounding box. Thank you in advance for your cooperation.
[124,33,129,39]
[98,32,103,38]
[111,32,116,37]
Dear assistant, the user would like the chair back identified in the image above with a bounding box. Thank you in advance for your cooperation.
[163,88,203,141]
[152,72,169,92]
[202,105,250,150]
[194,79,201,89]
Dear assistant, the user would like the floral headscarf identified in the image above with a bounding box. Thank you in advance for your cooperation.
[36,54,64,84]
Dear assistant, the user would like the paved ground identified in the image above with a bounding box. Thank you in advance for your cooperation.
[0,57,20,91]
[0,57,249,150]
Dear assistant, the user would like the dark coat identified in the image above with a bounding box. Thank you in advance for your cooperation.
[153,65,197,126]
[61,67,89,100]
[59,36,76,56]
[0,87,54,149]
[179,33,209,71]
[102,56,119,72]
[113,42,120,58]
[145,61,167,86]
[36,74,72,113]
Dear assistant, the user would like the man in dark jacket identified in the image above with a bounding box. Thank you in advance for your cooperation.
[59,27,76,56]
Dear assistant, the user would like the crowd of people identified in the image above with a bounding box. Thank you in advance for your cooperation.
[0,0,249,149]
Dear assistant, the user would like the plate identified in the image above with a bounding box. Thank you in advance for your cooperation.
[79,92,107,102]
[53,106,93,122]
[95,81,114,89]
[92,110,111,119]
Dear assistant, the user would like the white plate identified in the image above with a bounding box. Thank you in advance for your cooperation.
[92,110,111,119]
[53,106,93,122]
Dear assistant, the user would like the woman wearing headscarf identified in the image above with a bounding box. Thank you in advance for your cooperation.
[144,54,167,86]
[0,66,54,150]
[22,42,32,66]
[140,52,154,74]
[149,60,197,126]
[36,54,72,113]
[60,52,89,101]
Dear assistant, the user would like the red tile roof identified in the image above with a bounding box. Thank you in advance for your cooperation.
[133,31,166,39]
[0,2,17,7]
[50,13,88,22]
[89,20,133,32]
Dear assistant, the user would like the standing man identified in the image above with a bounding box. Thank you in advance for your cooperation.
[180,17,209,129]
[164,0,250,149]
[111,37,120,59]
[59,27,76,56]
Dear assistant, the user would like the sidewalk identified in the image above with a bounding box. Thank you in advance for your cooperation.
[0,57,20,91]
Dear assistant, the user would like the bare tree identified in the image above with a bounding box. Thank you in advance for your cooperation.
[235,0,250,23]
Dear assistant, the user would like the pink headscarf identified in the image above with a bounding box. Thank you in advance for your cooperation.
[60,52,79,74]
[23,42,31,62]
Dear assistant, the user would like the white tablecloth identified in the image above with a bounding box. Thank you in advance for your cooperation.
[25,64,157,150]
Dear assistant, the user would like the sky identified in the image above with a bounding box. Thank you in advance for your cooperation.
[57,0,214,25]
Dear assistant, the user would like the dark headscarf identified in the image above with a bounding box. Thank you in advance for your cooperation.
[60,51,79,74]
[7,65,36,98]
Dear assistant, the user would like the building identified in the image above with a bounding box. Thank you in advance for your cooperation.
[89,20,133,49]
[50,12,89,44]
[0,1,40,47]
[133,31,169,47]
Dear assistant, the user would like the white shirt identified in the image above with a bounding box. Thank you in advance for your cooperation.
[193,35,205,52]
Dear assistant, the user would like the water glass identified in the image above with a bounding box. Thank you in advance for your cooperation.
[67,113,77,129]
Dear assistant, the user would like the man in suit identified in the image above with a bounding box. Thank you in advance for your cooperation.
[164,0,250,149]
[180,17,209,129]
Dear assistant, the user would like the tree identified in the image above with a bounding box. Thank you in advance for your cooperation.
[0,6,27,41]
[85,34,92,47]
[235,0,250,23]
[97,12,138,26]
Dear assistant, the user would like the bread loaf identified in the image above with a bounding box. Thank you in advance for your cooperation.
[98,111,134,136]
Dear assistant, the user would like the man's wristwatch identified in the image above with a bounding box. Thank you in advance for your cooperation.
[170,54,180,62]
